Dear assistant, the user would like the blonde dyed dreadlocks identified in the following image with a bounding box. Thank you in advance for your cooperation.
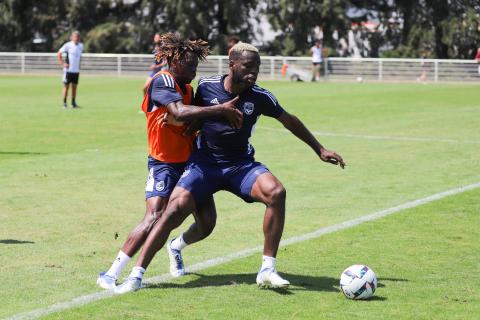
[154,33,209,66]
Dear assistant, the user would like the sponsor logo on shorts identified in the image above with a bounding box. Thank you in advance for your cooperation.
[181,169,190,178]
[155,181,165,192]
[145,168,154,192]
[243,102,255,115]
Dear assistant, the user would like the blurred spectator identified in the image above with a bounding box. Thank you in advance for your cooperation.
[310,40,323,81]
[143,33,168,94]
[475,48,480,75]
[227,35,240,55]
[57,31,83,108]
[313,26,324,42]
[417,51,429,82]
[338,37,348,57]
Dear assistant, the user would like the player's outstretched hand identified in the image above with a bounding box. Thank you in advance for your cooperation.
[320,148,346,169]
[221,96,243,129]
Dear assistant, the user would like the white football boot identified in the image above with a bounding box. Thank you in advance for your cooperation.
[96,272,117,290]
[256,268,290,289]
[167,239,186,277]
[114,277,142,294]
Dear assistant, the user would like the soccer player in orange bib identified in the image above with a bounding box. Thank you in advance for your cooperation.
[115,42,345,294]
[97,33,242,289]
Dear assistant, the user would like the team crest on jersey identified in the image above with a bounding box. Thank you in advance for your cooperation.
[155,181,165,192]
[243,102,255,115]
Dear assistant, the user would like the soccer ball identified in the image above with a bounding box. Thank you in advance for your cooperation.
[340,264,377,300]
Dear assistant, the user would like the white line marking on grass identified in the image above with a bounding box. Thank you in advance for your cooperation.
[258,126,480,144]
[6,181,480,320]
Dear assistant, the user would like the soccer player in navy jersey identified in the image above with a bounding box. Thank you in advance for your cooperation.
[115,42,345,293]
[96,33,242,290]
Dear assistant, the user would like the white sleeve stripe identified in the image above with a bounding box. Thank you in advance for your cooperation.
[161,74,175,88]
[252,86,278,103]
[253,86,278,104]
[200,77,221,81]
[199,79,221,84]
[199,75,222,80]
[265,91,278,104]
[161,74,168,87]
[252,88,278,105]
[199,77,222,84]
[167,74,174,87]
[168,75,175,88]
[203,75,222,79]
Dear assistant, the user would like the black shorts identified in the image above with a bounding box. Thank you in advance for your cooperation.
[63,72,80,84]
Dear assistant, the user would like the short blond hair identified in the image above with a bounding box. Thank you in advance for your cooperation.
[229,42,259,59]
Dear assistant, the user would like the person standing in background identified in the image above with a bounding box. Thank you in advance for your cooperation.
[227,35,240,55]
[310,40,322,82]
[57,31,83,108]
[475,48,480,75]
[143,33,168,94]
[417,50,429,82]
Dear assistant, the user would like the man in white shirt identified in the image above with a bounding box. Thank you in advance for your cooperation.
[57,31,83,108]
[310,40,322,81]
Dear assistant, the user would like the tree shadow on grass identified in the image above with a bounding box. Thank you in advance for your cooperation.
[0,239,35,244]
[147,272,340,295]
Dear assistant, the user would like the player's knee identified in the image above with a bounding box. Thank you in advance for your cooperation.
[267,184,286,206]
[142,210,163,232]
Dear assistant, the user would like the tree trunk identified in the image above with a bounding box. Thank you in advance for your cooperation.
[426,0,449,58]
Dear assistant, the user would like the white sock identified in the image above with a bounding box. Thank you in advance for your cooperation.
[129,266,146,280]
[105,251,131,279]
[170,235,187,251]
[261,255,276,270]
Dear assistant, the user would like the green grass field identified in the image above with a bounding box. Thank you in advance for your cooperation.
[1,75,479,319]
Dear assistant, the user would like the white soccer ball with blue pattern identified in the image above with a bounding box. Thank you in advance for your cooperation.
[340,264,377,300]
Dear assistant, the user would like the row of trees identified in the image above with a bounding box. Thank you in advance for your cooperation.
[0,0,479,58]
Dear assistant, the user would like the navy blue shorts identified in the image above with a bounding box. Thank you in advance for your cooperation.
[177,156,269,204]
[145,156,186,199]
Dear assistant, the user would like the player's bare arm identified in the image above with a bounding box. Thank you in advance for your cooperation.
[164,96,243,129]
[182,119,202,136]
[56,50,68,69]
[277,111,346,168]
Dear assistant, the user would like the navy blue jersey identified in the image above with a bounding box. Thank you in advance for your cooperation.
[147,73,183,112]
[194,75,285,163]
